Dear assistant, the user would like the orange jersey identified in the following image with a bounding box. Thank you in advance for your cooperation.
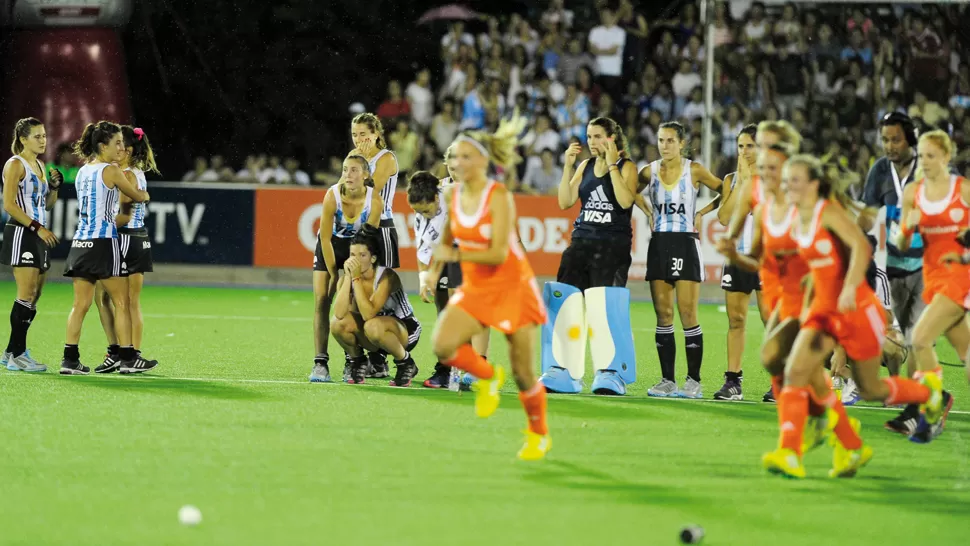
[760,195,808,320]
[915,175,970,308]
[449,181,546,333]
[795,199,885,361]
[750,175,764,209]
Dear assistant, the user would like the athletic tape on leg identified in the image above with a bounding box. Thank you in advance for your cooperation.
[585,287,636,385]
[539,282,585,393]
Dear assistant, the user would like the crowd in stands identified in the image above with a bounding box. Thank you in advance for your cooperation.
[46,1,970,194]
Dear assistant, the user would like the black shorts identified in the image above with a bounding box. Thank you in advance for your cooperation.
[721,263,761,294]
[64,238,122,280]
[439,261,463,290]
[646,231,704,283]
[313,236,352,272]
[118,229,153,276]
[556,237,632,292]
[382,313,422,351]
[0,223,50,273]
[376,219,400,269]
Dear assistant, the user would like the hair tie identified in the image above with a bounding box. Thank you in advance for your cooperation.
[133,127,145,141]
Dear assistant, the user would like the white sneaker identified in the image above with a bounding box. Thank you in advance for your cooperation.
[647,379,679,398]
[8,352,46,372]
[678,377,703,399]
[842,378,860,406]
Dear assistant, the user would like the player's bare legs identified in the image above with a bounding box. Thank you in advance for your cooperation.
[311,270,338,381]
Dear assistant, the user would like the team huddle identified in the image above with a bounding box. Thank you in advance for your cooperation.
[2,119,158,377]
[4,108,967,467]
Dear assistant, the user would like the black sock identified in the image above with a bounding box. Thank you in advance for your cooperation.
[64,344,80,361]
[119,345,136,361]
[656,325,676,381]
[6,299,34,356]
[434,362,451,375]
[726,370,742,383]
[108,344,120,357]
[394,351,411,364]
[314,354,329,367]
[903,403,920,418]
[684,325,703,382]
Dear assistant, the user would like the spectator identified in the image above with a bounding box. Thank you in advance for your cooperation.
[835,81,864,128]
[481,42,508,83]
[209,155,235,181]
[681,35,705,67]
[506,45,534,104]
[521,148,563,195]
[236,155,268,183]
[540,0,574,32]
[846,7,874,40]
[712,1,735,50]
[406,68,434,130]
[390,118,420,176]
[719,104,745,161]
[682,87,705,121]
[813,57,841,103]
[556,83,591,144]
[283,158,311,186]
[521,113,561,161]
[809,23,842,72]
[772,43,809,117]
[617,0,648,79]
[440,22,474,66]
[376,80,411,124]
[650,82,674,120]
[430,97,459,154]
[576,66,602,108]
[509,19,540,59]
[593,93,616,121]
[950,63,970,109]
[847,59,872,100]
[840,28,873,70]
[908,90,948,126]
[182,156,209,182]
[907,13,947,101]
[460,79,487,130]
[50,143,79,184]
[537,26,564,77]
[260,156,287,184]
[417,141,446,179]
[741,2,770,49]
[587,7,626,99]
[558,38,596,86]
[772,3,801,44]
[672,58,702,113]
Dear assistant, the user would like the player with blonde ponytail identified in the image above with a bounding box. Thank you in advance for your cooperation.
[426,115,553,461]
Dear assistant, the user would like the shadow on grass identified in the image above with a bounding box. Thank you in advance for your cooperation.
[518,459,705,508]
[65,376,266,401]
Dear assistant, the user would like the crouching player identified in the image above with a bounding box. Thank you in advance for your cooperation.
[330,233,421,386]
[429,118,551,460]
[764,155,944,479]
[543,117,638,395]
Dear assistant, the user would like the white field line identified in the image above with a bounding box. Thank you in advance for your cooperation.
[4,372,968,416]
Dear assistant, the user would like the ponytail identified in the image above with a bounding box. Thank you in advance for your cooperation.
[10,118,43,155]
[121,125,161,174]
[458,114,527,169]
[73,121,121,160]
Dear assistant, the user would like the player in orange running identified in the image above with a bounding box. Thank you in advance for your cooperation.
[717,141,848,458]
[428,117,551,461]
[762,155,945,479]
[894,130,963,442]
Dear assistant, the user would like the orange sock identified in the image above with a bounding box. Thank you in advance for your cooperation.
[771,375,783,399]
[882,376,930,406]
[807,373,833,417]
[778,386,810,454]
[444,344,495,380]
[829,399,863,450]
[518,382,548,435]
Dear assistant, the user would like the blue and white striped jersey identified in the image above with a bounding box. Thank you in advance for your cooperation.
[121,168,148,230]
[74,162,119,240]
[332,185,374,239]
[4,155,49,225]
[645,158,698,233]
[729,173,754,253]
[368,149,398,221]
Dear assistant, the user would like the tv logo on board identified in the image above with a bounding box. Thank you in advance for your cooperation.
[51,200,207,246]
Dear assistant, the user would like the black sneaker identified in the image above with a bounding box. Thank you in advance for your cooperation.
[366,352,389,379]
[95,354,120,374]
[60,359,90,375]
[389,358,418,387]
[713,377,743,401]
[347,356,368,384]
[885,403,920,436]
[119,356,159,374]
[908,391,953,443]
[762,387,776,403]
[422,363,451,389]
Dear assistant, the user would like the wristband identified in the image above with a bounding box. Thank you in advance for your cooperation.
[28,220,41,233]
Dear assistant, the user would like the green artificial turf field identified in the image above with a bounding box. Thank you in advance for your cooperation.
[0,282,967,546]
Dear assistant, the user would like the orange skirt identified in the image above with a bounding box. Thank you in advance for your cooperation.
[450,276,547,334]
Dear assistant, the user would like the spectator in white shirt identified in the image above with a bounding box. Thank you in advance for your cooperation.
[682,87,706,120]
[283,158,311,186]
[587,7,626,99]
[182,156,208,182]
[521,113,561,162]
[236,155,269,183]
[260,156,289,184]
[440,22,474,64]
[406,68,434,130]
[521,148,563,195]
[540,0,574,32]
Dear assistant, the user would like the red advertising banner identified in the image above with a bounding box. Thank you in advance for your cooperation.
[253,186,784,281]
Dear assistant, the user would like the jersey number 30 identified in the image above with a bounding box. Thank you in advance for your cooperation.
[671,257,683,274]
